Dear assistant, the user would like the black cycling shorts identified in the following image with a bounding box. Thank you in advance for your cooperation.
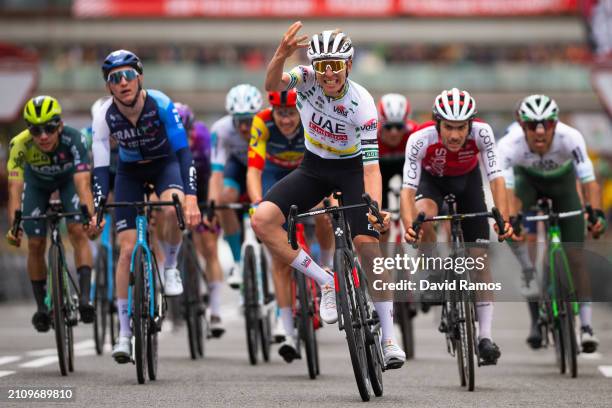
[264,150,378,239]
[379,158,404,210]
[416,166,489,243]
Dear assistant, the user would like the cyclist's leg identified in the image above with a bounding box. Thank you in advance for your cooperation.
[261,167,300,359]
[314,210,334,268]
[512,168,542,347]
[60,179,94,319]
[21,179,52,331]
[220,156,245,265]
[251,155,336,323]
[154,158,187,296]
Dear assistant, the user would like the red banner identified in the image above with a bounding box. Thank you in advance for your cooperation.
[397,0,579,16]
[73,0,578,17]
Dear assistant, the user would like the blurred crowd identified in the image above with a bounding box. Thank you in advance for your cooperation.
[27,42,593,72]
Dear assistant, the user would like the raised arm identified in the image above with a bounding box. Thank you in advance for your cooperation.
[265,21,309,92]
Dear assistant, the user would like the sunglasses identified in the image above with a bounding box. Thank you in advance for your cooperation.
[522,119,556,131]
[233,116,254,128]
[312,59,347,75]
[383,123,405,131]
[28,120,61,137]
[107,68,139,85]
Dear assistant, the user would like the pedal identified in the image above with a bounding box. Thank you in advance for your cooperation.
[438,321,448,333]
[114,355,132,365]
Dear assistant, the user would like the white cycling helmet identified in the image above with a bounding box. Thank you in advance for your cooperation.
[91,96,112,119]
[432,88,477,121]
[518,94,559,122]
[379,94,410,124]
[307,30,354,61]
[225,84,262,116]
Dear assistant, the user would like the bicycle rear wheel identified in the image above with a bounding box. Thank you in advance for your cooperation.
[259,248,272,363]
[94,247,108,355]
[181,242,204,360]
[335,251,370,402]
[243,245,259,365]
[133,247,148,384]
[296,272,317,379]
[49,245,69,376]
[561,301,578,378]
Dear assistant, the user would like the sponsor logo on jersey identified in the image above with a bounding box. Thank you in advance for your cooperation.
[478,128,496,168]
[300,257,312,268]
[333,104,348,117]
[309,112,347,142]
[405,137,425,182]
[428,147,447,177]
[360,119,378,132]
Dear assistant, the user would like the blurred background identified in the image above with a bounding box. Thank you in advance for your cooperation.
[0,0,611,299]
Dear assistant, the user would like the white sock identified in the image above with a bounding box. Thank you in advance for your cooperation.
[117,298,132,338]
[509,242,534,271]
[579,302,592,328]
[290,249,332,286]
[209,281,222,317]
[279,307,295,338]
[320,248,334,269]
[163,241,182,269]
[477,302,493,340]
[374,301,395,343]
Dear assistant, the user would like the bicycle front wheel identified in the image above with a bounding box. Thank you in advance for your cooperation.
[181,242,204,360]
[561,300,578,378]
[147,260,159,381]
[133,247,148,384]
[395,301,415,360]
[335,251,370,402]
[457,290,475,391]
[49,245,69,376]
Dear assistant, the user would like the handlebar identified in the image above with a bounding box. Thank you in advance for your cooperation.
[95,193,185,230]
[11,205,91,236]
[362,193,385,228]
[491,207,506,238]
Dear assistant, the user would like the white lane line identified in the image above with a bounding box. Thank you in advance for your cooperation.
[0,356,22,366]
[0,370,16,378]
[74,339,95,350]
[19,356,58,368]
[75,349,96,357]
[599,366,612,377]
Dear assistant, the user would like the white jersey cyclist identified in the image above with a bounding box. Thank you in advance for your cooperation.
[210,115,249,171]
[402,120,503,190]
[498,121,595,189]
[286,65,379,164]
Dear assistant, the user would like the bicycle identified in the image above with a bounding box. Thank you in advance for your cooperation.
[95,193,185,384]
[517,199,595,378]
[383,175,416,360]
[412,194,505,391]
[288,192,385,401]
[206,201,274,366]
[92,211,119,355]
[291,222,321,379]
[178,227,209,360]
[11,203,90,376]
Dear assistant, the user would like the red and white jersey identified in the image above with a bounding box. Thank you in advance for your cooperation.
[402,120,503,190]
[377,119,419,160]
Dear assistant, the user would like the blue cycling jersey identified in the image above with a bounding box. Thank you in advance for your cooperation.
[91,89,196,201]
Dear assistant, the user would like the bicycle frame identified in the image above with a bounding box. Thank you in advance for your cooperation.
[90,213,115,303]
[128,210,158,320]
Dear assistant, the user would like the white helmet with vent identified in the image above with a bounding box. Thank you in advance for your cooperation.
[307,30,354,61]
[225,84,262,116]
[432,88,477,121]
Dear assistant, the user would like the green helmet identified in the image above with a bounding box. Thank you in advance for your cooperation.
[518,94,559,122]
[23,95,62,125]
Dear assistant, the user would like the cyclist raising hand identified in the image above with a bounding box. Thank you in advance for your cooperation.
[254,22,406,369]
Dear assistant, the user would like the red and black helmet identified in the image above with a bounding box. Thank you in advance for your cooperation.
[268,89,297,108]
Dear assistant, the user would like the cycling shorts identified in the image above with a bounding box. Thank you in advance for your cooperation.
[379,158,404,210]
[223,155,247,194]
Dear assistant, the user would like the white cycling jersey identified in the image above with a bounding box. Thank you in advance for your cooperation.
[498,121,595,188]
[286,65,378,165]
[210,115,249,171]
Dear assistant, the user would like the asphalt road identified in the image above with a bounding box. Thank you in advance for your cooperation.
[1,289,611,408]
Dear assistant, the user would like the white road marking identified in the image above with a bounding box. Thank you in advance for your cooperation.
[0,356,22,366]
[598,366,612,377]
[579,352,602,360]
[74,339,95,350]
[0,370,16,378]
[75,349,96,357]
[26,348,57,357]
[19,356,58,368]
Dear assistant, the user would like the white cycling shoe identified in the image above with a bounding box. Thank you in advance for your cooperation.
[319,281,338,324]
[164,268,183,296]
[272,317,286,343]
[227,263,242,290]
[382,339,406,369]
[278,335,300,363]
[112,336,132,364]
